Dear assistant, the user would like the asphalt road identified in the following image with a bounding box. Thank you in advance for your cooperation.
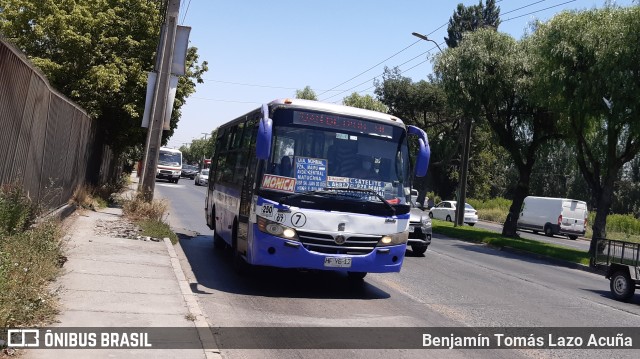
[153,178,640,358]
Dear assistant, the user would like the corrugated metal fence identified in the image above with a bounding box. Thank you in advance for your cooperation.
[0,38,118,211]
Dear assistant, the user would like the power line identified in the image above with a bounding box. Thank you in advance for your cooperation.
[190,97,261,104]
[200,78,343,92]
[327,0,576,102]
[320,43,440,102]
[191,0,579,106]
[181,0,192,24]
[316,0,510,100]
[503,0,577,22]
[501,0,549,16]
[316,40,423,98]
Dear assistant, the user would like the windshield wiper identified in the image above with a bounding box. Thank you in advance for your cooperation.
[330,187,396,214]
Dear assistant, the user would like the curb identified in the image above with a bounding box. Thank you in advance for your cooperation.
[492,244,604,275]
[434,232,605,276]
[163,237,222,359]
[40,203,78,223]
[477,219,591,242]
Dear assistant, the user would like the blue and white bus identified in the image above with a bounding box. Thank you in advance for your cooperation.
[205,99,430,279]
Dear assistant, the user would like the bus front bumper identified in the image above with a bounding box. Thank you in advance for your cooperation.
[248,231,406,273]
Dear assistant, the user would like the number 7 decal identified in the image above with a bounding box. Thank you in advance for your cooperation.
[290,212,307,227]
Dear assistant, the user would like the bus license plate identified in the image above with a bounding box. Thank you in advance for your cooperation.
[324,257,352,268]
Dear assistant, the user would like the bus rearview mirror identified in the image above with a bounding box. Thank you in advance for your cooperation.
[256,103,273,160]
[407,125,430,177]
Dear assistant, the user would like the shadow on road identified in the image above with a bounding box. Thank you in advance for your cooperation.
[176,232,391,300]
[580,288,640,305]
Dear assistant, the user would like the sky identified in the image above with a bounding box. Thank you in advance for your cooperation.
[166,0,637,149]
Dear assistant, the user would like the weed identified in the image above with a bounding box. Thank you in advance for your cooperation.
[120,194,169,222]
[137,219,177,244]
[0,220,62,327]
[0,184,38,237]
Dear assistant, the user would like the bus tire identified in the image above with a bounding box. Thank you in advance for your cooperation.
[347,271,367,281]
[211,208,225,250]
[213,234,225,250]
[610,270,635,302]
[232,220,250,274]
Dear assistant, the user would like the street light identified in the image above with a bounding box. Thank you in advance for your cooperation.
[413,31,470,227]
[412,32,443,53]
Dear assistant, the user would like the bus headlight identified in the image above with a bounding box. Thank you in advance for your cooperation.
[377,232,408,246]
[257,216,299,240]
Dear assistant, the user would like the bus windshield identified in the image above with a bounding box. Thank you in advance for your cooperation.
[260,109,410,210]
[159,151,182,167]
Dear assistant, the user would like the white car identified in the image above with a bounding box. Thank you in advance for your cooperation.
[428,200,478,226]
[194,169,209,186]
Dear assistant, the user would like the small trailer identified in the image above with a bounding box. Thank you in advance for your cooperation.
[593,239,640,301]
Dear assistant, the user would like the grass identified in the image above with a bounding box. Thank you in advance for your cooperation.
[138,219,178,244]
[432,219,591,266]
[119,194,177,244]
[0,185,63,328]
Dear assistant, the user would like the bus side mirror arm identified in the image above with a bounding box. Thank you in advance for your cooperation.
[407,125,430,177]
[256,103,273,160]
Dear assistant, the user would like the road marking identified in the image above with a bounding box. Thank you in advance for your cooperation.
[156,183,186,188]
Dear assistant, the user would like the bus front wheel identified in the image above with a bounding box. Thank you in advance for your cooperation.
[347,271,367,281]
[232,221,251,275]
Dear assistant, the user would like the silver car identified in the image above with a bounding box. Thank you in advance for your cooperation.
[194,169,209,186]
[408,200,432,255]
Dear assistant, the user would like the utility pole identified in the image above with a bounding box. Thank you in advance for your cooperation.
[455,119,472,227]
[139,0,181,201]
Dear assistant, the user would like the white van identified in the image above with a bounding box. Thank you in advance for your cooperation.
[517,196,588,240]
[156,147,182,184]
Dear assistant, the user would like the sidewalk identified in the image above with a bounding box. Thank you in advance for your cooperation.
[25,178,218,358]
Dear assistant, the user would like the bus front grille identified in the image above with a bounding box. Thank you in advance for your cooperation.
[296,230,380,255]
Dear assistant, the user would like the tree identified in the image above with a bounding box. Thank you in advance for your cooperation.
[530,6,640,255]
[178,129,217,166]
[342,93,388,113]
[0,0,207,157]
[445,0,501,48]
[373,68,511,203]
[295,86,317,100]
[434,28,559,236]
[374,68,457,201]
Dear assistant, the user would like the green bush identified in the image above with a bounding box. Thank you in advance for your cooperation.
[606,213,640,235]
[0,221,62,327]
[467,197,512,211]
[477,208,508,223]
[425,191,441,206]
[0,184,38,237]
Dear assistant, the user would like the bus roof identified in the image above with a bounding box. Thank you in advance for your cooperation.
[268,98,405,126]
[160,147,182,153]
